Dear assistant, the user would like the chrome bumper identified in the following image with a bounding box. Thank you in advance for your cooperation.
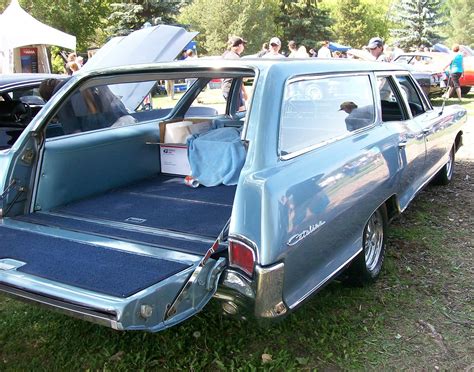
[0,283,120,329]
[215,262,288,319]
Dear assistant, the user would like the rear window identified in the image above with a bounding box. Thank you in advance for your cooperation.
[279,74,375,155]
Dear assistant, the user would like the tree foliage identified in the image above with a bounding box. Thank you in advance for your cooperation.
[390,0,447,49]
[107,0,185,36]
[276,0,333,49]
[178,0,280,55]
[443,0,474,47]
[330,0,389,48]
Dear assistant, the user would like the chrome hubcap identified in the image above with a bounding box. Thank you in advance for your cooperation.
[364,210,384,272]
[446,150,453,179]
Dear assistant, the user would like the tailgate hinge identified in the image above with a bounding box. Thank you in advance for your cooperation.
[164,219,230,320]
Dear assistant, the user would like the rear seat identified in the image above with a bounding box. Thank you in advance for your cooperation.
[212,117,244,128]
[381,100,403,122]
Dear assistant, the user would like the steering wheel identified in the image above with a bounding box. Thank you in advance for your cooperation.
[12,102,32,124]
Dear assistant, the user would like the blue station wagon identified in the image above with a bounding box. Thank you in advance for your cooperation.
[0,57,467,332]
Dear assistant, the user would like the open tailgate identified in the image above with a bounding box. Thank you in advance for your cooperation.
[0,219,226,332]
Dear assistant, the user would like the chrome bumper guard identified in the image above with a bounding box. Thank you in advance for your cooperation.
[216,261,287,319]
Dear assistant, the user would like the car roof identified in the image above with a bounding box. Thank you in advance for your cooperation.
[85,58,405,77]
[0,73,64,91]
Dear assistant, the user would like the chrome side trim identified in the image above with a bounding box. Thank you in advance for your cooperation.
[288,248,362,310]
[0,283,121,330]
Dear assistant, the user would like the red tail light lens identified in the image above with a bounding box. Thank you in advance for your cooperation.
[229,239,256,276]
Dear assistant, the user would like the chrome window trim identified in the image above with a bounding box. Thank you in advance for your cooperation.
[279,72,379,160]
[374,72,411,121]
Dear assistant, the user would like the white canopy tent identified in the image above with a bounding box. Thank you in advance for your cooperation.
[0,0,76,74]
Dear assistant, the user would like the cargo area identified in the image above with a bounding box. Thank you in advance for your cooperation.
[2,174,236,298]
[17,174,236,248]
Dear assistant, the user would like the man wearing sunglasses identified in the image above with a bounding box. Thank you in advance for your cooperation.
[366,37,387,62]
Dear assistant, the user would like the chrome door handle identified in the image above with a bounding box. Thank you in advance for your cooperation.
[422,128,431,134]
[398,140,407,149]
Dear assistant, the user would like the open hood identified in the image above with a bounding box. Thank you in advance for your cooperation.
[81,25,198,110]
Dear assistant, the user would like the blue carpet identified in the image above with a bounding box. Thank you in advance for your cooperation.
[121,175,236,206]
[0,226,191,298]
[53,178,234,237]
[16,212,214,256]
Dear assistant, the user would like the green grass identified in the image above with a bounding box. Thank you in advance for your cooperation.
[1,187,471,370]
[431,88,474,113]
[0,90,472,371]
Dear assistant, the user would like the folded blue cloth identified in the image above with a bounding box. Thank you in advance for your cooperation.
[187,127,245,187]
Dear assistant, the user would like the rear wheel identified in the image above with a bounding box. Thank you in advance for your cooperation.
[433,146,455,185]
[345,205,388,285]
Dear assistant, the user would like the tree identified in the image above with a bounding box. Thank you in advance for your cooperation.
[178,0,280,55]
[107,0,185,36]
[276,0,334,49]
[444,0,474,46]
[331,0,388,48]
[390,0,447,49]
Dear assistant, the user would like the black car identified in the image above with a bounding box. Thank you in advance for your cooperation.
[0,73,64,150]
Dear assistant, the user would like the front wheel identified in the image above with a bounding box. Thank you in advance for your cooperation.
[433,146,455,185]
[345,205,388,285]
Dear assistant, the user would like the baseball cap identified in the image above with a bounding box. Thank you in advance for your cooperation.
[367,37,383,49]
[228,36,247,47]
[339,101,358,111]
[269,37,281,46]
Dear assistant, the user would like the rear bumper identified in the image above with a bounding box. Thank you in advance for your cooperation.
[215,262,288,319]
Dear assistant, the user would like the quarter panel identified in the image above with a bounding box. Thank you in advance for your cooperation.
[259,125,400,308]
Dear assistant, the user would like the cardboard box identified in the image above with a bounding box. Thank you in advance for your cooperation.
[159,119,211,144]
[160,144,191,175]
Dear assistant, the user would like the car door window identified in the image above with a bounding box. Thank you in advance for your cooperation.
[279,74,375,155]
[378,76,407,122]
[395,75,427,118]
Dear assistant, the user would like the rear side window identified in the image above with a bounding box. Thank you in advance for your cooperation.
[279,74,375,155]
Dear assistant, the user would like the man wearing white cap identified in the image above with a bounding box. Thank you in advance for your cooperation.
[263,37,286,59]
[366,37,387,62]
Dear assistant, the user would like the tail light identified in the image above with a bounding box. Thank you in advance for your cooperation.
[229,238,256,276]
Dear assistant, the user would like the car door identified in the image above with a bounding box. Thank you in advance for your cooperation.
[394,74,451,179]
[376,74,427,210]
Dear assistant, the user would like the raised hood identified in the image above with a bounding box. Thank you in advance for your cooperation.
[81,25,198,110]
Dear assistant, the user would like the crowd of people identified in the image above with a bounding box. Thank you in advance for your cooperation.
[223,35,391,60]
[221,35,466,102]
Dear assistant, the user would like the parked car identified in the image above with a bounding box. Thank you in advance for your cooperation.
[347,49,442,97]
[0,73,64,150]
[393,52,474,96]
[0,57,466,333]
